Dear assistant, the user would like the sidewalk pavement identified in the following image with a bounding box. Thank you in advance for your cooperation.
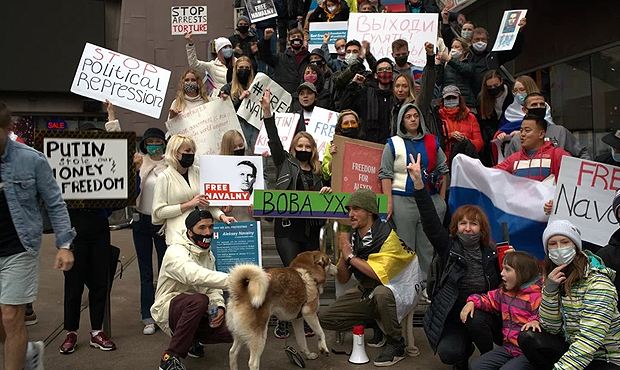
[8,229,451,370]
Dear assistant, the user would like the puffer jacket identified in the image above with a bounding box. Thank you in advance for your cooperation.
[151,233,228,336]
[597,229,620,310]
[259,39,309,95]
[438,56,477,108]
[438,106,484,160]
[467,279,542,357]
[539,252,620,369]
[414,187,501,351]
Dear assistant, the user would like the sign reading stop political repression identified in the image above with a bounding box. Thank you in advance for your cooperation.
[166,99,244,156]
[71,43,171,119]
[347,13,438,67]
[237,73,292,130]
[199,155,264,206]
[254,113,299,155]
[171,5,208,35]
[305,107,338,161]
[331,135,384,193]
[549,156,620,246]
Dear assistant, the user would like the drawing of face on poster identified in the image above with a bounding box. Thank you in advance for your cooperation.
[502,11,521,33]
[236,160,257,194]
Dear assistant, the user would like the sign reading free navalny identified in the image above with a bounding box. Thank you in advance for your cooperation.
[253,190,388,219]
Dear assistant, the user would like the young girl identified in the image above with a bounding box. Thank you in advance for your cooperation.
[462,251,542,370]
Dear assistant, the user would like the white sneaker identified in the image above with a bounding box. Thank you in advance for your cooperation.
[25,341,44,370]
[143,323,156,335]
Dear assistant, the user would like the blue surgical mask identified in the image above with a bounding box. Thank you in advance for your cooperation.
[612,147,620,162]
[444,98,459,108]
[514,92,527,106]
[222,48,233,59]
[461,30,473,39]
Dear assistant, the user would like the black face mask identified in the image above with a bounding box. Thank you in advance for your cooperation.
[237,25,249,34]
[295,150,312,163]
[189,232,212,249]
[341,127,360,138]
[487,85,503,97]
[290,39,303,50]
[310,60,325,68]
[527,107,546,119]
[237,69,251,85]
[179,153,195,168]
[394,55,408,66]
[233,148,245,156]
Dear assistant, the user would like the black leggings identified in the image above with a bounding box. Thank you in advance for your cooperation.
[518,329,620,370]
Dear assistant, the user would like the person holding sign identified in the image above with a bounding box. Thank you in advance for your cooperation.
[596,190,620,311]
[437,37,478,110]
[167,69,210,124]
[519,220,620,370]
[186,32,235,97]
[261,89,331,339]
[152,135,234,246]
[293,82,320,132]
[321,109,362,182]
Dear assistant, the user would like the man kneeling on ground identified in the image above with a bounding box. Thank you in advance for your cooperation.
[319,189,421,367]
[151,208,231,370]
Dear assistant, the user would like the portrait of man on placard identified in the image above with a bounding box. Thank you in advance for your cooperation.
[236,160,257,195]
[502,11,521,33]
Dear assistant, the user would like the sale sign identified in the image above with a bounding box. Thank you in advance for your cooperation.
[331,135,384,193]
[171,5,208,35]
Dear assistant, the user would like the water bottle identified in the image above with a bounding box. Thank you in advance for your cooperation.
[208,305,219,328]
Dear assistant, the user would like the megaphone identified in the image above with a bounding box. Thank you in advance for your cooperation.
[349,325,369,364]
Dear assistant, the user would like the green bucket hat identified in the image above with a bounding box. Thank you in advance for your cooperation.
[346,189,378,215]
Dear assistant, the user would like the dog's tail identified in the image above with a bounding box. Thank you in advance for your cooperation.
[228,264,269,308]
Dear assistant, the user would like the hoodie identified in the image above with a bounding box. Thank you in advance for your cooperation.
[495,141,569,183]
[380,102,449,196]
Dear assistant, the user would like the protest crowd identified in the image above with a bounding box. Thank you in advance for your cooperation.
[3,1,620,370]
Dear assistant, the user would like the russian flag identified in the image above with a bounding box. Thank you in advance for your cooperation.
[449,155,554,259]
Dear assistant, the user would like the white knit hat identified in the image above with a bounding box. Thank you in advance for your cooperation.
[542,219,582,253]
[214,37,232,53]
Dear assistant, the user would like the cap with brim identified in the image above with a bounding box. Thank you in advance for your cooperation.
[297,82,317,94]
[309,48,326,62]
[602,130,620,150]
[442,85,461,98]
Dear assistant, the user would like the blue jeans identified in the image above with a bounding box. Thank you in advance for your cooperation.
[132,213,167,322]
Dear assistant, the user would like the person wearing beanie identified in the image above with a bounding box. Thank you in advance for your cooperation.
[152,208,232,370]
[596,189,620,311]
[519,219,620,370]
[319,188,420,366]
[228,16,258,71]
[184,31,235,97]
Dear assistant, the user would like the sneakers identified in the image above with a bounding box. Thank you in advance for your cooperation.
[274,320,290,339]
[25,304,38,326]
[367,329,386,348]
[373,338,406,367]
[303,321,315,337]
[89,331,116,351]
[159,353,187,370]
[25,341,44,370]
[143,323,157,335]
[59,332,78,354]
[187,342,205,358]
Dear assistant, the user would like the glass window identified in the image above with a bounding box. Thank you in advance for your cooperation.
[591,45,620,157]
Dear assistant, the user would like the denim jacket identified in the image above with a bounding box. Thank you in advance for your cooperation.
[0,138,75,253]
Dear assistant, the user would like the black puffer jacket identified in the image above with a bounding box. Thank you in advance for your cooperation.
[597,229,620,310]
[438,55,477,108]
[259,39,309,95]
[413,188,500,351]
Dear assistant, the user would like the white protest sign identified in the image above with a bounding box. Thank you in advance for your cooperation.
[254,113,299,155]
[237,73,292,130]
[244,0,277,23]
[347,13,438,67]
[308,21,348,54]
[200,155,265,206]
[171,5,208,35]
[492,9,527,52]
[44,138,128,200]
[71,43,171,119]
[549,156,620,246]
[306,107,338,161]
[166,99,244,156]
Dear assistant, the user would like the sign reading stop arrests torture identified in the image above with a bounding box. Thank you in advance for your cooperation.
[70,43,171,119]
[171,5,208,35]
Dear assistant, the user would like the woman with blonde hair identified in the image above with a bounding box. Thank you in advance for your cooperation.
[152,135,235,245]
[168,69,209,122]
[494,75,541,142]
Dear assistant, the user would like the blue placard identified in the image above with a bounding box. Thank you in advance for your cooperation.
[212,221,262,273]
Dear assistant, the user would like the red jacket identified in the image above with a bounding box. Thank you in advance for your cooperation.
[438,107,484,159]
[495,141,570,182]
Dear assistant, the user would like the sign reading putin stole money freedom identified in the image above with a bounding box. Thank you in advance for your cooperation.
[71,43,171,119]
[254,113,299,155]
[305,107,338,161]
[212,221,262,273]
[331,135,384,193]
[253,190,388,219]
[171,5,208,35]
[237,73,292,129]
[35,130,136,208]
[549,157,620,246]
[347,13,438,67]
[199,155,264,206]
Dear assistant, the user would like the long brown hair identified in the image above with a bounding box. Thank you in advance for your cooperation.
[173,69,209,112]
[289,132,321,175]
[441,94,469,121]
[502,251,540,292]
[449,205,493,247]
[479,70,503,120]
[543,250,588,297]
[231,57,255,100]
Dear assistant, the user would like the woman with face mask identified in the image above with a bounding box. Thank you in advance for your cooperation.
[308,0,350,22]
[152,135,235,246]
[184,33,235,97]
[322,110,362,182]
[260,89,331,339]
[478,70,511,166]
[167,69,210,134]
[519,220,620,370]
[438,37,478,111]
[218,130,256,223]
[494,75,541,143]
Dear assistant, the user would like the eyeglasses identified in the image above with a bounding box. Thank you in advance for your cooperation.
[377,67,393,73]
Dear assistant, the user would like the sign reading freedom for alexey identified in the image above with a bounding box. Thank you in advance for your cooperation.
[71,43,171,119]
[212,221,262,273]
[171,5,208,35]
[331,135,384,193]
[253,190,388,219]
[550,156,620,246]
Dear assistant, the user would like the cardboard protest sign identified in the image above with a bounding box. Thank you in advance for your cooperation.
[308,21,348,54]
[212,221,262,273]
[492,10,527,52]
[305,107,338,161]
[70,43,171,119]
[254,113,299,155]
[166,99,243,156]
[331,135,384,193]
[199,155,264,206]
[253,190,388,219]
[347,13,438,67]
[237,73,292,129]
[171,5,208,35]
[244,0,277,23]
[549,157,620,246]
[35,130,136,208]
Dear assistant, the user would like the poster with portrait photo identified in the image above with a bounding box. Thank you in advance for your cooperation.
[199,155,264,206]
[492,9,527,52]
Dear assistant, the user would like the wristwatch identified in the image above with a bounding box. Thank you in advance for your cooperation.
[346,253,355,264]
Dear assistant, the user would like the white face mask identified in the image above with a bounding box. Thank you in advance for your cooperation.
[612,147,620,162]
[473,41,487,52]
[345,53,358,65]
[548,245,577,266]
[450,49,462,59]
[327,5,337,12]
